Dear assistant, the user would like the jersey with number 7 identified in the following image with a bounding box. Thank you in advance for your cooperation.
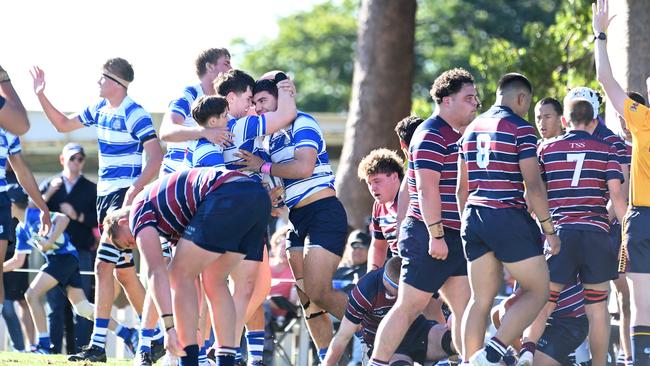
[537,130,623,232]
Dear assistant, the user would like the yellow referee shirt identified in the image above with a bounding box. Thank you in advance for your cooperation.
[624,98,650,207]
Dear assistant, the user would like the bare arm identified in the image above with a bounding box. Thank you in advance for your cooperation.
[136,226,185,356]
[593,0,628,116]
[520,157,559,254]
[124,138,163,206]
[159,111,232,146]
[395,178,409,237]
[263,80,298,134]
[0,66,30,135]
[608,178,628,224]
[456,156,469,214]
[30,66,84,133]
[3,253,27,272]
[322,317,359,366]
[9,153,52,234]
[236,147,317,180]
[367,238,389,272]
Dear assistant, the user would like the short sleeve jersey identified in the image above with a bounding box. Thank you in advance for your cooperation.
[0,130,21,191]
[222,115,267,181]
[184,138,225,169]
[162,84,203,174]
[370,197,398,255]
[538,131,623,232]
[406,115,462,230]
[16,208,77,258]
[344,268,395,346]
[622,98,650,207]
[593,122,629,166]
[129,167,245,244]
[78,96,157,195]
[459,105,538,209]
[267,112,335,208]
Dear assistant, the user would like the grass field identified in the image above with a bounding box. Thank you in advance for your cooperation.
[0,351,132,365]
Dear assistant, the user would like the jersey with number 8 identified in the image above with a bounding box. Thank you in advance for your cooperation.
[537,130,623,232]
[459,105,538,209]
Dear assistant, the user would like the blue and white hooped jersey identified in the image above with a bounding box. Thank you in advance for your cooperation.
[267,112,335,208]
[15,208,77,258]
[184,137,225,168]
[78,96,157,196]
[162,84,203,174]
[0,130,21,192]
[223,115,267,181]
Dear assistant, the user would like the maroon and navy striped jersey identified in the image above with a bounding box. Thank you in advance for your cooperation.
[593,122,629,166]
[406,115,461,230]
[129,167,246,243]
[370,197,398,255]
[459,105,538,209]
[344,268,395,345]
[538,130,623,232]
[550,281,585,319]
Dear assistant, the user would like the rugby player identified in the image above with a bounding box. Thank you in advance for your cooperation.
[159,48,233,174]
[323,257,456,366]
[236,74,347,361]
[105,167,271,366]
[357,148,404,271]
[368,68,478,366]
[4,186,136,355]
[522,97,627,366]
[31,59,164,362]
[457,73,559,365]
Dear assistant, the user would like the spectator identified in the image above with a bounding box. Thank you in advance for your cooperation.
[40,143,97,353]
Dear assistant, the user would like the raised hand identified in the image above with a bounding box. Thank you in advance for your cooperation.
[592,0,612,34]
[29,66,47,95]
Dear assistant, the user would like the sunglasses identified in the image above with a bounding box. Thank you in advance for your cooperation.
[69,155,85,162]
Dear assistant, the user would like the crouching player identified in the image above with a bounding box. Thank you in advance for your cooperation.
[3,185,136,355]
[323,257,455,366]
[104,167,271,366]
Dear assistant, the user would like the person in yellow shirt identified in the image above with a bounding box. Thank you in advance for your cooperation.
[593,1,650,364]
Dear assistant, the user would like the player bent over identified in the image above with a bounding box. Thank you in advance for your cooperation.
[105,167,271,366]
[323,257,456,366]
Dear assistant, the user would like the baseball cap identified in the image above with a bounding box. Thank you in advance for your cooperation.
[62,143,85,161]
[564,87,602,119]
[347,230,370,249]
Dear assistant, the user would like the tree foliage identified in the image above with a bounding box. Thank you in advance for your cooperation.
[231,0,358,112]
[234,0,595,117]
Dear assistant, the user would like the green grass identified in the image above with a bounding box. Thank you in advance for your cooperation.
[0,351,132,365]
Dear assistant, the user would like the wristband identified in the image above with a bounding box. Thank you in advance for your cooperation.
[162,313,174,330]
[538,217,552,224]
[541,221,556,236]
[427,220,444,239]
[261,162,272,175]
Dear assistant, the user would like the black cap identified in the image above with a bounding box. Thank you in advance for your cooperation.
[348,230,370,249]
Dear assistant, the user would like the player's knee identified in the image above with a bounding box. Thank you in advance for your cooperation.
[584,289,609,305]
[95,259,113,274]
[72,300,94,321]
[24,288,41,304]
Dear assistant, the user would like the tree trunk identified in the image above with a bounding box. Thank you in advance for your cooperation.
[335,0,416,230]
[605,0,650,127]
